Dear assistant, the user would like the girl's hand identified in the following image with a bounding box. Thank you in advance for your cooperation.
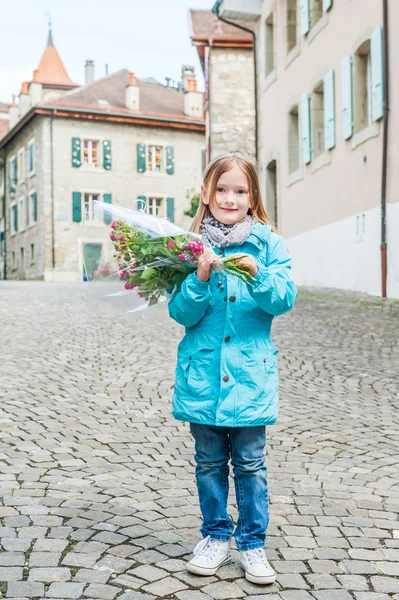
[229,253,258,277]
[197,250,219,282]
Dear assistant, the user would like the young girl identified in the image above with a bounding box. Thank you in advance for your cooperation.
[168,152,297,585]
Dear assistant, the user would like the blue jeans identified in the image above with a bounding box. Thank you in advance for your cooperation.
[190,423,269,551]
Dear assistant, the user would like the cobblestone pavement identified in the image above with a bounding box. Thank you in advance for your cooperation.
[1,282,399,600]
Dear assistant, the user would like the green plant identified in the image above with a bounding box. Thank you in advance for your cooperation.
[184,194,200,218]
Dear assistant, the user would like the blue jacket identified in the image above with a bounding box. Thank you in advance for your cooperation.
[168,223,298,427]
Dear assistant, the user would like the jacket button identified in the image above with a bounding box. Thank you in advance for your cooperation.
[223,375,229,382]
[189,356,192,360]
[223,297,227,301]
[225,336,231,342]
[229,295,236,302]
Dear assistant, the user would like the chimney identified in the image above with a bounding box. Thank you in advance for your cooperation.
[182,66,203,119]
[9,96,19,128]
[125,72,139,111]
[19,82,30,117]
[29,70,43,106]
[85,60,95,85]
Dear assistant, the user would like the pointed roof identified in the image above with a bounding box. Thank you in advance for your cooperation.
[35,28,78,88]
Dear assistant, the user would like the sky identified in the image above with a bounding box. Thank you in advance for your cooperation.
[0,0,215,102]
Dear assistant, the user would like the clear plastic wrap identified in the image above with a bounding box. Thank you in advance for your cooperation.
[82,201,255,314]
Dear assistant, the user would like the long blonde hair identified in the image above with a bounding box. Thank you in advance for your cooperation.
[191,151,277,234]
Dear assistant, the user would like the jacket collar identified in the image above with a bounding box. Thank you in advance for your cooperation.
[245,223,272,249]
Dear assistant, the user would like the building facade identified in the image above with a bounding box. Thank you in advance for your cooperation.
[216,0,398,299]
[190,10,256,162]
[0,32,205,282]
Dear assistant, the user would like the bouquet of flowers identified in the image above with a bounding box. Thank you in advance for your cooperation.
[83,201,254,312]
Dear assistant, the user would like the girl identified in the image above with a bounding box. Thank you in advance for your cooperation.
[168,152,297,585]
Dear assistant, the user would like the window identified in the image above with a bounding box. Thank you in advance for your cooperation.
[28,139,35,174]
[9,156,17,187]
[83,140,99,167]
[311,82,325,159]
[10,205,18,236]
[266,161,277,228]
[17,148,25,183]
[31,244,35,264]
[18,196,25,232]
[84,193,100,221]
[147,197,164,217]
[20,247,24,269]
[147,145,163,173]
[29,191,37,226]
[288,105,300,173]
[265,12,275,77]
[12,251,16,270]
[286,0,297,54]
[310,0,322,28]
[353,40,371,134]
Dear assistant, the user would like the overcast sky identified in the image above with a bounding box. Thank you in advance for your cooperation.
[0,0,215,102]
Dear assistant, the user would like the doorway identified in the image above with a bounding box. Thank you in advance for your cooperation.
[266,160,278,228]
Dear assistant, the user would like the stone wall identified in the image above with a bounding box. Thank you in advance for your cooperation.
[209,48,256,159]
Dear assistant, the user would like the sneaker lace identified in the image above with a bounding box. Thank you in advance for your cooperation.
[193,536,220,559]
[247,547,268,566]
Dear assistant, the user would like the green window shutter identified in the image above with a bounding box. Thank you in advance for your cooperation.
[301,93,312,164]
[103,140,112,170]
[72,138,81,168]
[166,146,174,175]
[103,193,112,224]
[137,143,146,173]
[25,195,29,225]
[166,197,175,223]
[342,55,353,139]
[371,25,384,122]
[13,205,18,232]
[32,192,37,222]
[72,191,82,222]
[324,69,336,150]
[323,0,332,12]
[137,195,147,211]
[299,0,310,36]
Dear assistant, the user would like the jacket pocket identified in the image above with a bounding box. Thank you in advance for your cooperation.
[240,348,278,402]
[177,348,215,399]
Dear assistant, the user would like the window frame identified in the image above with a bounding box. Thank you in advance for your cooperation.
[146,195,166,218]
[9,155,17,188]
[28,138,35,176]
[28,189,37,227]
[264,10,276,79]
[17,148,25,184]
[288,104,300,175]
[31,243,35,265]
[10,203,17,236]
[353,40,372,136]
[147,144,165,174]
[83,191,102,223]
[311,80,325,160]
[18,195,26,232]
[82,138,101,168]
[286,0,298,56]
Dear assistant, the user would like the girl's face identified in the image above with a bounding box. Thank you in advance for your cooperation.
[202,163,252,225]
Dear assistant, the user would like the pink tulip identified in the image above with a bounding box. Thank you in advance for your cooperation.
[124,282,134,290]
[167,240,175,248]
[109,233,116,241]
[111,221,117,230]
[179,253,186,260]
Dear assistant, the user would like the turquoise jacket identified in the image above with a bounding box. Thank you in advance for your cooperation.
[168,223,298,427]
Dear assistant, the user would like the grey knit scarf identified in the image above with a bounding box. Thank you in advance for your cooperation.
[201,214,256,248]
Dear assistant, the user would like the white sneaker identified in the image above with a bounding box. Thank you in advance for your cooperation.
[187,535,231,576]
[239,548,276,585]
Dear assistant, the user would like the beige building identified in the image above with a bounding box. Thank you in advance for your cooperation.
[216,0,398,299]
[0,30,205,281]
[190,9,256,162]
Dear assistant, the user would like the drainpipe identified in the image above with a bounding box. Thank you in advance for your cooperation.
[380,0,389,298]
[212,5,259,163]
[50,114,55,269]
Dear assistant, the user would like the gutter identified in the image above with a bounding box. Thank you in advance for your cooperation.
[0,149,6,279]
[50,113,55,269]
[380,0,389,298]
[212,3,258,163]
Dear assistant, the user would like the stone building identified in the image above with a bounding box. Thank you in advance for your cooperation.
[216,0,399,299]
[189,9,255,162]
[0,30,205,281]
